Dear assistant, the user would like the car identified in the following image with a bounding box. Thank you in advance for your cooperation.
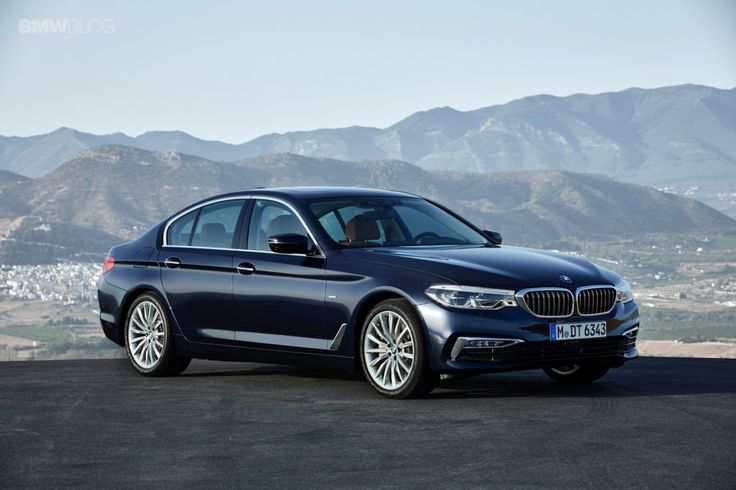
[98,187,640,398]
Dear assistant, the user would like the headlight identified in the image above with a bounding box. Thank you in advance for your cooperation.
[425,285,517,310]
[615,279,634,303]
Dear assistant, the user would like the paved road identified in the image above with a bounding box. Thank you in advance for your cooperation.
[1,357,735,489]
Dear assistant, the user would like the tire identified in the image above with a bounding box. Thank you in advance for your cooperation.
[124,292,191,377]
[360,299,438,398]
[543,364,610,385]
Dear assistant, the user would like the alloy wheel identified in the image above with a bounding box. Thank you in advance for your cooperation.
[363,310,415,391]
[127,300,165,369]
[549,365,581,375]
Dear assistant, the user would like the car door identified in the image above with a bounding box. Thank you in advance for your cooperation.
[159,198,246,343]
[231,198,328,349]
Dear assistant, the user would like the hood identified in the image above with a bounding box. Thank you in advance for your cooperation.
[342,245,620,291]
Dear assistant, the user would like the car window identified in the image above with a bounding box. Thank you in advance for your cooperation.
[167,209,198,246]
[308,197,487,247]
[318,211,346,242]
[394,205,466,242]
[334,206,365,227]
[247,200,308,251]
[189,200,245,249]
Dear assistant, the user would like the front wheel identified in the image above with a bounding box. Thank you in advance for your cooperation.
[360,299,438,398]
[543,364,610,385]
[124,292,190,376]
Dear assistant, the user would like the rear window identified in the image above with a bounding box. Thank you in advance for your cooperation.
[167,209,197,246]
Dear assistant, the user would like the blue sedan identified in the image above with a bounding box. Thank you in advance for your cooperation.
[98,187,640,398]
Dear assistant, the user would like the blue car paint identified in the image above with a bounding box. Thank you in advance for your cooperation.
[98,187,639,374]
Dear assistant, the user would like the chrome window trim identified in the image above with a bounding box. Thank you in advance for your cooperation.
[515,287,575,319]
[162,195,248,248]
[575,284,617,317]
[161,194,325,257]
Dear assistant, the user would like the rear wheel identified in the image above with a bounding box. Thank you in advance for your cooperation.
[360,299,438,398]
[543,364,610,385]
[124,293,190,376]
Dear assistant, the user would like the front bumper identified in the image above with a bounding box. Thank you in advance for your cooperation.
[417,299,640,373]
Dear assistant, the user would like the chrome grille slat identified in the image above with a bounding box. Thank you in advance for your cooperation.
[518,288,574,318]
[577,286,617,316]
[541,291,547,316]
[518,285,617,318]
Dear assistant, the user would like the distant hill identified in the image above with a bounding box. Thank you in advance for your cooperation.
[1,145,733,264]
[18,146,269,238]
[0,170,31,219]
[235,85,736,216]
[1,84,735,216]
[0,129,247,178]
[0,128,132,178]
[0,215,120,264]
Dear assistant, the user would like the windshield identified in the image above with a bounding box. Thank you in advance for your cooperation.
[308,197,488,248]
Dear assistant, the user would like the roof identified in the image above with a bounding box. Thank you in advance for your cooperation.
[170,187,420,219]
[256,186,415,199]
[198,186,416,202]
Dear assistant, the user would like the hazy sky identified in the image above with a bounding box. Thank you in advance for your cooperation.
[0,0,734,142]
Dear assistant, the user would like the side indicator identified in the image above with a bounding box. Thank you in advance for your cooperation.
[103,255,115,274]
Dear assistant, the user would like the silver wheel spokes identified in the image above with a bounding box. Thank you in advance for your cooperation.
[128,301,165,369]
[551,365,580,375]
[363,310,415,391]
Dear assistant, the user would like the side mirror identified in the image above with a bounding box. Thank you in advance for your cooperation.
[482,229,503,245]
[268,233,309,254]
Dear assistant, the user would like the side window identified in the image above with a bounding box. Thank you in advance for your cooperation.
[248,200,307,251]
[318,211,346,242]
[167,209,198,246]
[190,200,245,249]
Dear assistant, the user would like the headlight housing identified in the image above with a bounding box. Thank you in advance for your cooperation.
[425,285,517,310]
[615,278,634,303]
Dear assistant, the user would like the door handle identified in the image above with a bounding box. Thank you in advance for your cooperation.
[236,262,256,275]
[164,257,181,269]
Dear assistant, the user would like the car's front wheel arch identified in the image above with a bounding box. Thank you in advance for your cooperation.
[351,290,422,371]
[358,297,439,398]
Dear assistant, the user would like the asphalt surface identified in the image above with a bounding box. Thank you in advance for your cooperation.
[1,357,735,489]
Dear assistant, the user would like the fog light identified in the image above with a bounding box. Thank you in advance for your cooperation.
[450,336,525,360]
[466,339,514,348]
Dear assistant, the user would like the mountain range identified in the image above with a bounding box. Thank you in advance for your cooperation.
[1,84,735,217]
[1,145,734,264]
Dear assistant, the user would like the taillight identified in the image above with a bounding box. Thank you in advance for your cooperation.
[103,255,115,274]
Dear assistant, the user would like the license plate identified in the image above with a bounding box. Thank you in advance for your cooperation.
[549,321,607,341]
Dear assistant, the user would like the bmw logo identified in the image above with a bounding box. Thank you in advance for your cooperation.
[559,275,572,283]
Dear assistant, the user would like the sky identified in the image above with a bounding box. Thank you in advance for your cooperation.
[0,0,734,142]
